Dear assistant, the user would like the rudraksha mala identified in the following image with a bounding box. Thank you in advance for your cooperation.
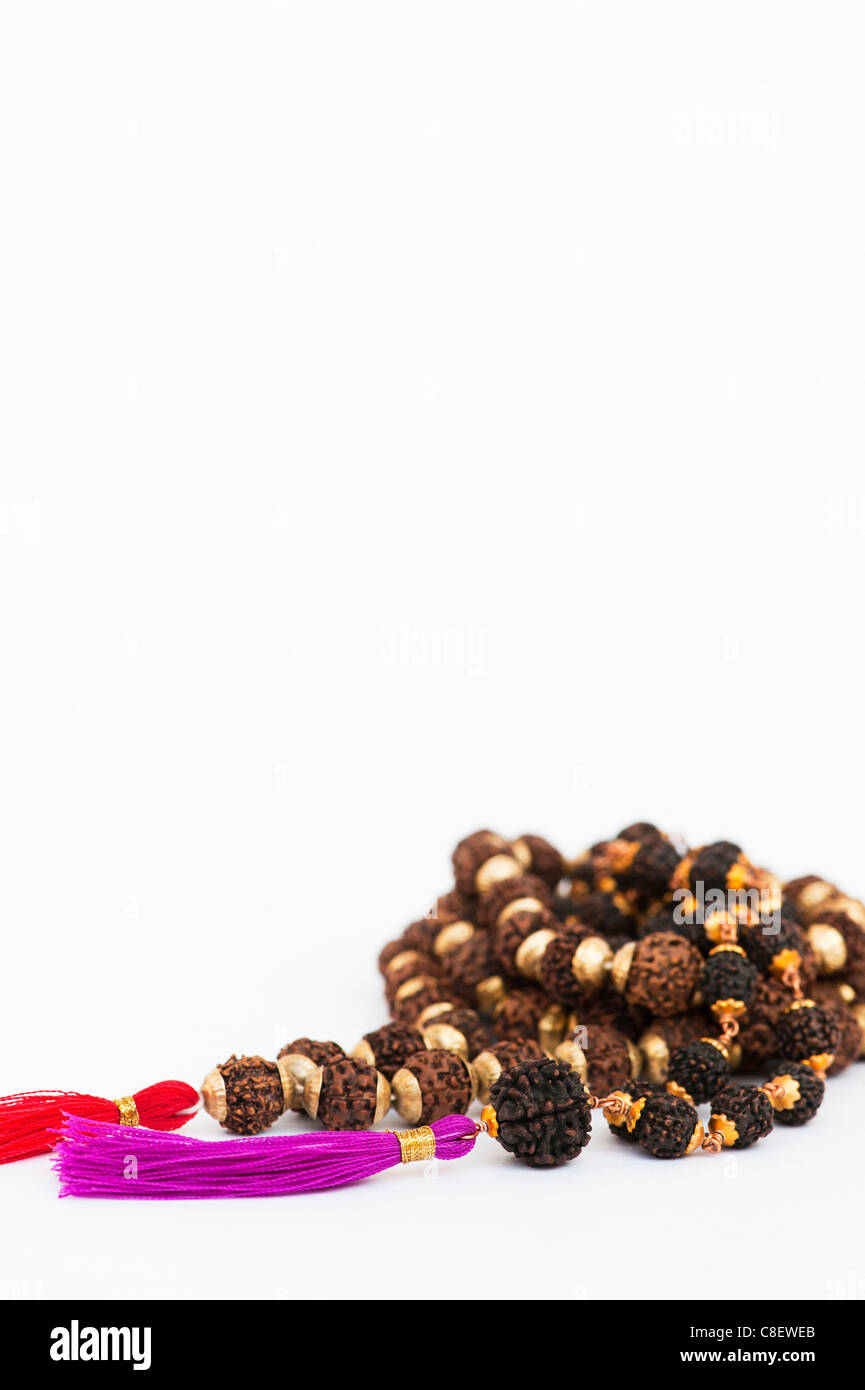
[1,822,863,1196]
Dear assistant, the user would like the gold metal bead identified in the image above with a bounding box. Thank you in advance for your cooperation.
[384,948,426,978]
[475,853,521,895]
[638,1029,670,1084]
[824,895,865,928]
[554,1037,588,1083]
[563,849,590,879]
[572,935,613,993]
[278,1051,326,1111]
[538,1003,568,1052]
[393,975,435,1006]
[374,1072,392,1123]
[200,1067,227,1123]
[417,1001,452,1027]
[433,920,475,956]
[625,1038,642,1079]
[515,928,558,980]
[796,879,837,915]
[475,974,507,1015]
[807,923,848,975]
[390,1067,423,1124]
[422,1022,469,1060]
[611,941,636,995]
[498,895,546,924]
[854,1004,865,1058]
[471,1049,504,1106]
[274,1055,300,1111]
[510,838,532,871]
[302,1066,323,1120]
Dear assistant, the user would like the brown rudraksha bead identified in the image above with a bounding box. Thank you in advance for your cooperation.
[628,1091,702,1159]
[568,890,634,939]
[305,1057,389,1131]
[807,908,865,979]
[764,1060,825,1126]
[391,975,444,1023]
[471,1038,545,1105]
[708,1084,774,1149]
[536,928,589,1005]
[736,978,798,1070]
[437,929,506,1012]
[638,1011,708,1083]
[636,905,701,947]
[216,1054,286,1135]
[579,993,643,1037]
[494,905,560,977]
[665,1039,730,1106]
[592,834,679,901]
[351,1022,425,1080]
[276,1037,346,1111]
[452,831,521,899]
[775,1001,841,1072]
[536,929,611,1005]
[391,1048,474,1125]
[493,984,549,1043]
[477,873,554,931]
[421,1006,490,1060]
[509,835,565,889]
[581,1025,641,1098]
[742,916,808,980]
[699,944,758,1019]
[603,1081,657,1143]
[614,933,701,1017]
[433,888,475,925]
[488,1056,592,1168]
[384,951,440,1006]
[674,840,750,895]
[810,984,863,1076]
[399,917,442,955]
[783,876,837,920]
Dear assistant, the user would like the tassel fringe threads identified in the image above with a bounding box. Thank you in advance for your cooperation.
[54,1112,481,1199]
[0,1082,199,1164]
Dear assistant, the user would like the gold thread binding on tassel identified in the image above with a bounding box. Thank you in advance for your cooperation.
[114,1096,140,1127]
[394,1126,435,1163]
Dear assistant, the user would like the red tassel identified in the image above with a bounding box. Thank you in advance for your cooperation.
[0,1081,199,1163]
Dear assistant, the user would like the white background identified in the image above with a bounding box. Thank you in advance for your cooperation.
[1,1,864,1301]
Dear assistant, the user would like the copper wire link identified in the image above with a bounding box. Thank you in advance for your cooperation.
[114,1095,140,1127]
[589,1093,630,1117]
[781,963,804,999]
[701,1130,725,1153]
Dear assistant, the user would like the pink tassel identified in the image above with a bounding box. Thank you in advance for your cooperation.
[53,1112,481,1199]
